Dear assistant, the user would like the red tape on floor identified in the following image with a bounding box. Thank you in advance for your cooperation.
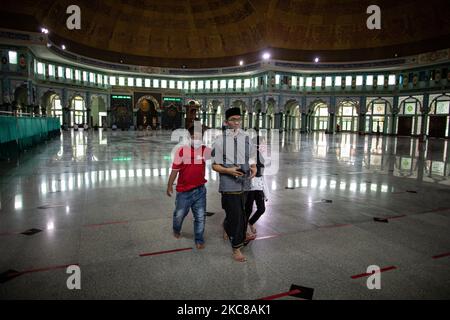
[20,263,79,275]
[351,266,397,279]
[258,289,301,300]
[432,252,450,259]
[139,247,193,257]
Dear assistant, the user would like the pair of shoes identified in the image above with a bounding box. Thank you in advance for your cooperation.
[249,224,257,234]
[223,229,229,240]
[232,249,247,262]
[173,232,181,239]
[196,243,205,250]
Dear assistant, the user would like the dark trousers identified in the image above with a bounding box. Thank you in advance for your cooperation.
[221,192,247,249]
[245,190,266,226]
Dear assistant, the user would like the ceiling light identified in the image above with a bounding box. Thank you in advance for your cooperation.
[239,60,244,66]
[61,44,66,50]
[41,27,49,34]
[262,52,270,60]
[314,57,320,63]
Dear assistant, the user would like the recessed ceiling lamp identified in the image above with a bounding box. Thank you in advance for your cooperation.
[262,52,271,60]
[314,57,320,63]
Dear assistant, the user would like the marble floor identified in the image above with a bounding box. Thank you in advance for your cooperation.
[0,129,449,299]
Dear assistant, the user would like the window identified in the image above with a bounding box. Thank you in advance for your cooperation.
[228,79,234,89]
[52,96,63,125]
[335,76,342,86]
[197,80,203,90]
[275,74,280,85]
[153,79,159,88]
[220,79,226,89]
[212,80,218,89]
[184,81,189,90]
[82,71,87,81]
[161,79,167,88]
[37,62,44,75]
[356,76,363,86]
[314,77,321,87]
[48,65,55,77]
[126,77,133,86]
[66,68,73,79]
[169,80,175,89]
[98,74,103,85]
[306,77,312,87]
[8,51,17,64]
[436,101,449,114]
[377,75,385,85]
[388,75,396,85]
[236,79,242,89]
[136,78,142,87]
[404,102,416,115]
[345,76,352,86]
[205,80,210,90]
[89,73,95,83]
[342,106,354,116]
[103,75,108,85]
[292,76,297,87]
[373,103,385,115]
[190,81,196,90]
[299,77,304,87]
[244,79,251,89]
[58,66,64,78]
[325,77,332,87]
[177,80,183,89]
[366,75,373,86]
[75,70,81,81]
[119,77,125,86]
[109,76,116,85]
[145,79,151,87]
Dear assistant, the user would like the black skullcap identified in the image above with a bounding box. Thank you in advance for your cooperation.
[225,107,241,120]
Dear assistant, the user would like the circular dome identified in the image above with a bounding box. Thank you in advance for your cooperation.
[2,0,450,68]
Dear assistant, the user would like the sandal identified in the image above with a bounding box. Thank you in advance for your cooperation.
[232,249,247,262]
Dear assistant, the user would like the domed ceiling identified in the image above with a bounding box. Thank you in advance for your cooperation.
[1,0,450,68]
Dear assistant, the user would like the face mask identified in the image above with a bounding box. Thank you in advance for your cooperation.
[192,140,202,149]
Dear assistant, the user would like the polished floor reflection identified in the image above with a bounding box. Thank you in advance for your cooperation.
[0,129,449,299]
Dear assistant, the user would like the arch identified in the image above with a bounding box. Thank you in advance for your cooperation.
[365,97,393,134]
[286,101,301,130]
[90,95,107,127]
[136,95,161,112]
[310,102,329,131]
[14,85,28,112]
[337,100,358,132]
[253,99,263,129]
[70,95,86,126]
[265,98,276,129]
[427,94,450,138]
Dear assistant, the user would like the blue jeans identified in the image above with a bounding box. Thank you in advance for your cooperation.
[173,185,206,245]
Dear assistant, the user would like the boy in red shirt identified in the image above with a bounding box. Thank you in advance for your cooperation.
[166,125,211,249]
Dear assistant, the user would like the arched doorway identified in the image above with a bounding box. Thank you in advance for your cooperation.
[266,99,276,129]
[136,96,160,129]
[91,96,107,127]
[397,97,422,136]
[252,100,263,130]
[365,99,392,134]
[50,94,63,125]
[14,85,28,114]
[427,95,450,138]
[310,102,329,131]
[337,101,358,132]
[70,96,86,126]
[285,101,301,130]
[232,100,248,129]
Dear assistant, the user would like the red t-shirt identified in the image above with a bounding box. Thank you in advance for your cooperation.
[172,145,211,192]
